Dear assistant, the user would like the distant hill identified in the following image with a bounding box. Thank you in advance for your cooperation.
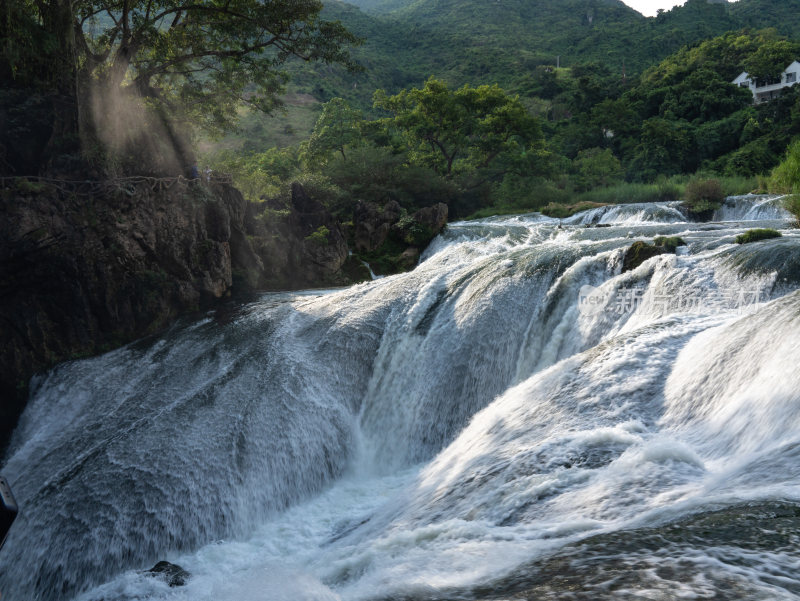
[214,0,800,153]
[321,0,800,89]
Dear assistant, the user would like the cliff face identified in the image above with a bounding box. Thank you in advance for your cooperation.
[237,182,351,290]
[0,178,351,449]
[0,177,446,450]
[0,179,229,444]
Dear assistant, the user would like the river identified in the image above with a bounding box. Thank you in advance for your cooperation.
[2,195,799,600]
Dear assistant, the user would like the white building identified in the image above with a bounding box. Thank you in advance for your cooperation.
[732,61,800,103]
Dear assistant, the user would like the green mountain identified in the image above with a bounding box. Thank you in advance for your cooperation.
[307,0,800,105]
[214,0,800,154]
[326,0,800,86]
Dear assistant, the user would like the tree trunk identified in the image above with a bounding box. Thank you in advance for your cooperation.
[42,0,81,173]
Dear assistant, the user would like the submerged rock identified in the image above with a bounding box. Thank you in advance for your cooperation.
[653,236,687,252]
[146,561,190,587]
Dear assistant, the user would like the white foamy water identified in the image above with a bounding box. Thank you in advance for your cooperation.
[2,196,800,601]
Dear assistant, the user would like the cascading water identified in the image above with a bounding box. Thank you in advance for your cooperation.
[2,197,800,601]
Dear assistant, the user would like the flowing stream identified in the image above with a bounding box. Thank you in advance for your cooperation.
[2,195,800,600]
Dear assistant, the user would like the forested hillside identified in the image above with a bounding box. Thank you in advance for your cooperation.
[223,0,800,155]
[308,0,800,99]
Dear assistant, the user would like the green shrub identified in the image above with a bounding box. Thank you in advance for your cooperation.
[653,236,686,251]
[735,228,782,244]
[683,178,725,216]
[322,145,459,214]
[717,175,759,196]
[784,195,800,224]
[15,178,48,193]
[305,225,330,246]
[770,139,800,193]
[577,181,680,205]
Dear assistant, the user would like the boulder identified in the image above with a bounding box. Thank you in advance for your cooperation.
[352,200,403,253]
[412,203,448,232]
[622,241,670,273]
[146,561,190,587]
[397,247,421,271]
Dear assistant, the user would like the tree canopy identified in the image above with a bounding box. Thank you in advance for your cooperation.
[1,0,360,173]
[305,97,364,162]
[373,77,545,181]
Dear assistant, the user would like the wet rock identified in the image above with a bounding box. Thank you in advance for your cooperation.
[146,561,190,587]
[397,247,421,271]
[622,241,670,273]
[653,236,686,252]
[412,203,448,232]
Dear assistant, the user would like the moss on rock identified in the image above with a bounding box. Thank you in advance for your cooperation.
[653,236,687,252]
[735,228,782,244]
[622,241,670,273]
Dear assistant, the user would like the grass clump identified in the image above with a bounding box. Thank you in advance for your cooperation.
[735,228,782,244]
[682,178,725,218]
[784,195,800,225]
[653,236,686,251]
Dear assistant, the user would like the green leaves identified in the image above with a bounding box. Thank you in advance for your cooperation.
[9,0,361,135]
[743,40,799,84]
[305,98,365,163]
[373,77,544,182]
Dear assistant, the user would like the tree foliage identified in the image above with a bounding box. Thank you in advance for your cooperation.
[1,0,360,173]
[305,97,364,163]
[76,0,359,129]
[373,77,545,181]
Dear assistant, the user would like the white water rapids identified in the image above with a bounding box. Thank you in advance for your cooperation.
[2,195,800,600]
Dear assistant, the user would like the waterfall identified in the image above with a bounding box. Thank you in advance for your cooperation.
[1,196,799,601]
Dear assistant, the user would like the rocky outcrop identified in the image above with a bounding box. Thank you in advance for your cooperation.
[0,178,249,449]
[621,237,685,273]
[240,182,349,289]
[0,178,448,450]
[412,203,448,234]
[145,561,190,587]
[350,200,448,275]
[352,200,403,253]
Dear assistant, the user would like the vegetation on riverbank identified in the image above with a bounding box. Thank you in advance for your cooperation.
[201,26,797,224]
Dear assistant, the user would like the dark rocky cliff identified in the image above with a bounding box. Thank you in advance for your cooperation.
[0,177,447,450]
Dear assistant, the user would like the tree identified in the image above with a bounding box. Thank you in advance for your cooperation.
[743,40,799,85]
[2,0,360,172]
[305,98,364,163]
[573,147,623,191]
[628,117,692,180]
[373,77,545,182]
